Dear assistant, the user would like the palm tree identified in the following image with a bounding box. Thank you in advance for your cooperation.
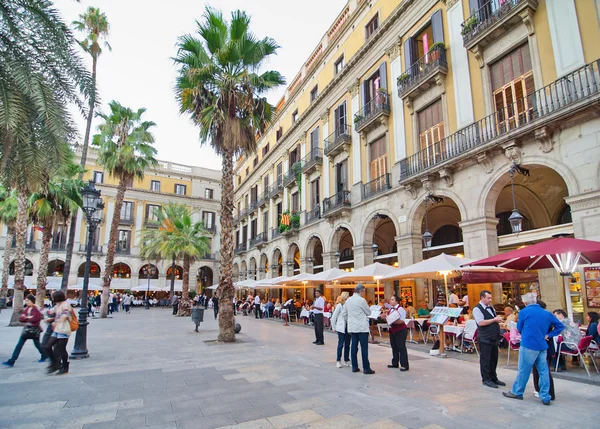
[93,101,157,318]
[61,7,111,292]
[0,187,18,307]
[29,163,83,306]
[174,8,284,341]
[141,204,210,316]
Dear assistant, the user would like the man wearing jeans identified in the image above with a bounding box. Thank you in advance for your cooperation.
[503,293,563,405]
[344,284,375,375]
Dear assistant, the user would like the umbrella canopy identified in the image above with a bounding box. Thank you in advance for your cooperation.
[331,262,398,283]
[132,284,164,292]
[308,268,348,283]
[71,283,104,291]
[207,284,219,290]
[276,272,318,286]
[236,279,259,288]
[255,276,292,288]
[381,254,476,281]
[463,237,600,272]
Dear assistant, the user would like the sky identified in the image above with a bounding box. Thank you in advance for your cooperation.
[54,0,347,170]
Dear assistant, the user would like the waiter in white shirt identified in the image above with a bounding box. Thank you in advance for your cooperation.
[254,293,261,319]
[311,289,325,345]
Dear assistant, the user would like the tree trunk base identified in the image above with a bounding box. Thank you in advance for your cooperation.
[177,299,192,317]
[217,302,236,342]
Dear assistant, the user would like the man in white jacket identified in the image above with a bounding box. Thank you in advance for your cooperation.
[344,284,375,374]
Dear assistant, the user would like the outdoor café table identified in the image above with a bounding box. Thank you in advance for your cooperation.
[406,318,429,343]
[324,312,332,328]
[443,324,465,353]
[300,308,311,323]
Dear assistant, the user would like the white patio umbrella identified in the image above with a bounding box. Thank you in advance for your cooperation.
[71,283,104,291]
[255,275,292,288]
[236,279,259,288]
[132,284,164,292]
[330,262,399,298]
[207,284,219,290]
[309,268,348,283]
[276,273,320,301]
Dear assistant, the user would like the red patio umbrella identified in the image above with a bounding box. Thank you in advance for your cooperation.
[463,237,600,319]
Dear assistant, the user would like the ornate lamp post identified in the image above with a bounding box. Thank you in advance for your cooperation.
[508,164,524,233]
[71,181,104,359]
[145,265,157,310]
[371,243,379,260]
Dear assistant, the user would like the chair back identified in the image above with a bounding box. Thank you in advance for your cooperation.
[503,332,510,344]
[578,335,593,351]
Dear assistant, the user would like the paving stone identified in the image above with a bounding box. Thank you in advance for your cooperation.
[279,397,331,413]
[267,410,323,428]
[305,414,363,429]
[200,398,252,416]
[215,418,275,429]
[247,393,295,407]
[176,412,235,429]
[231,405,287,424]
[363,419,410,429]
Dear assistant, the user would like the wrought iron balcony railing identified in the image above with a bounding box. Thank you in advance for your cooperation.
[258,190,270,208]
[269,178,284,199]
[397,45,448,100]
[322,190,351,216]
[324,125,352,157]
[115,247,131,255]
[234,243,247,255]
[249,232,268,248]
[399,59,600,181]
[79,244,103,253]
[354,91,390,133]
[249,200,258,215]
[51,243,66,251]
[301,148,323,174]
[270,227,281,240]
[363,173,391,201]
[283,162,302,188]
[118,217,134,226]
[200,253,216,260]
[305,206,321,225]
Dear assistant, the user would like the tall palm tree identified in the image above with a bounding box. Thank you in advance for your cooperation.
[29,162,83,306]
[62,7,111,292]
[0,187,18,307]
[174,8,284,342]
[93,101,157,318]
[141,204,210,316]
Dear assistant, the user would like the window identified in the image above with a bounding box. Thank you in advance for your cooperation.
[311,178,320,209]
[117,230,131,252]
[175,184,187,195]
[244,194,249,209]
[334,102,347,134]
[403,10,443,72]
[335,161,348,193]
[310,127,319,155]
[491,44,534,129]
[263,211,269,233]
[334,55,344,75]
[276,202,283,225]
[251,185,258,204]
[203,211,216,230]
[365,14,379,40]
[250,219,257,239]
[292,109,299,123]
[93,171,104,184]
[262,143,270,157]
[291,192,299,213]
[289,145,300,166]
[237,201,241,217]
[263,175,269,194]
[276,162,283,184]
[310,86,318,103]
[418,99,445,164]
[276,127,283,141]
[145,204,161,222]
[253,157,258,167]
[361,63,387,110]
[205,188,214,199]
[237,176,241,186]
[150,180,161,192]
[369,136,388,181]
[245,167,249,177]
[120,201,133,221]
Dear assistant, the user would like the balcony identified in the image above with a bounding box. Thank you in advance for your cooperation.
[200,253,217,260]
[322,190,351,218]
[249,232,268,249]
[234,242,247,255]
[354,91,390,134]
[399,60,600,182]
[78,244,103,254]
[249,200,258,216]
[283,162,302,188]
[233,214,240,226]
[281,221,300,238]
[269,179,284,199]
[324,125,352,158]
[239,207,248,219]
[363,173,391,201]
[115,247,131,255]
[118,216,134,226]
[305,206,321,225]
[270,227,281,240]
[258,190,269,208]
[145,219,160,228]
[397,45,448,101]
[301,148,323,175]
[50,243,66,251]
[461,0,538,51]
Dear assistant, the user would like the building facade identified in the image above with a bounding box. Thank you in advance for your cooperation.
[0,147,222,293]
[232,0,600,322]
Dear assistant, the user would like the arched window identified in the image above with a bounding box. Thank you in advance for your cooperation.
[9,259,33,276]
[432,225,463,247]
[558,205,572,225]
[78,262,101,278]
[496,211,533,236]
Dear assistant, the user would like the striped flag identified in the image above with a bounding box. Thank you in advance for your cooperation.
[280,214,290,226]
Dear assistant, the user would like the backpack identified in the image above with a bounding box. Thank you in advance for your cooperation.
[70,308,79,332]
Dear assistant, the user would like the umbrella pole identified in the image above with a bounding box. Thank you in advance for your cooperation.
[563,275,574,321]
[444,274,450,305]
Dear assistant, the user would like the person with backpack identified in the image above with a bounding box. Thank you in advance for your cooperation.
[44,290,76,375]
[2,294,46,367]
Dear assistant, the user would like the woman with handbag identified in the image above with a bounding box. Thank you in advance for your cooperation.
[386,294,409,372]
[43,290,74,375]
[2,294,46,367]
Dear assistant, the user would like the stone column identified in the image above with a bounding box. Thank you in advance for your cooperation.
[395,234,423,268]
[322,251,337,271]
[352,245,372,268]
[566,190,600,241]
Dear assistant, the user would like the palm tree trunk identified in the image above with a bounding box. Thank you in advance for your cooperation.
[0,226,14,305]
[36,223,53,307]
[217,147,235,342]
[61,55,98,293]
[177,254,192,317]
[100,178,127,318]
[169,255,176,297]
[9,187,28,326]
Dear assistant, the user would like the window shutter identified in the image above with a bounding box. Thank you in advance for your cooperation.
[468,0,479,15]
[361,80,368,107]
[379,62,387,90]
[431,10,444,44]
[334,106,340,130]
[403,39,412,72]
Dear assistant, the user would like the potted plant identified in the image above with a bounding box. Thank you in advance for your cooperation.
[353,114,363,124]
[397,73,410,87]
[461,15,478,36]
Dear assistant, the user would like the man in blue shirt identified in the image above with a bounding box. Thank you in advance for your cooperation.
[502,293,564,405]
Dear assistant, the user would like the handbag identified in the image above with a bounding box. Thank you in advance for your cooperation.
[69,309,79,331]
[22,325,41,338]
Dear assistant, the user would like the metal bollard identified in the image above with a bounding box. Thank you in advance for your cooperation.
[192,308,204,332]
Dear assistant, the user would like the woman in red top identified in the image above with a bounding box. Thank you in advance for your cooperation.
[2,294,46,367]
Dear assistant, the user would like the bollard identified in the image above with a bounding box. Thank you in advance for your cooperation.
[191,308,204,332]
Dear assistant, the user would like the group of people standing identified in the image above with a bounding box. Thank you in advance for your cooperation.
[2,290,74,375]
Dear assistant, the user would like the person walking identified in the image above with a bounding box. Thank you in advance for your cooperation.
[473,290,505,388]
[44,290,73,375]
[344,284,375,375]
[331,292,350,368]
[2,294,46,367]
[171,294,179,315]
[387,294,409,372]
[503,293,564,405]
[254,293,261,319]
[213,295,219,320]
[124,294,132,313]
[311,289,325,345]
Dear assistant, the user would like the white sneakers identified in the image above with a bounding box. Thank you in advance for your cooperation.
[336,361,342,368]
[344,361,350,366]
[534,391,539,398]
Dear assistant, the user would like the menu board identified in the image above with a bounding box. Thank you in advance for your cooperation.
[584,267,600,308]
[429,306,463,324]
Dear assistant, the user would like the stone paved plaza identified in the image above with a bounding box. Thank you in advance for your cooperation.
[0,308,598,429]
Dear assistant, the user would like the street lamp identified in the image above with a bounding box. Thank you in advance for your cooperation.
[335,250,340,266]
[372,243,379,259]
[71,181,104,360]
[508,164,524,234]
[145,265,157,309]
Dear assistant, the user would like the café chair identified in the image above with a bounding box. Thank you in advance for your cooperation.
[461,329,479,356]
[503,331,520,366]
[428,325,440,344]
[377,323,389,337]
[555,335,599,377]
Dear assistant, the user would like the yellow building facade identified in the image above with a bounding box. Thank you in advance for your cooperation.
[232,0,600,322]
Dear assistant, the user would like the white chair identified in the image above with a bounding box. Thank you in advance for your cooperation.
[428,324,440,343]
[377,323,389,337]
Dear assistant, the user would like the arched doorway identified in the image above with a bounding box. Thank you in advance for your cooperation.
[47,259,65,276]
[271,249,283,277]
[332,226,354,272]
[78,262,101,278]
[232,263,239,281]
[366,214,398,267]
[9,259,34,276]
[112,263,132,279]
[421,196,463,258]
[305,235,324,274]
[249,257,257,280]
[198,266,213,290]
[288,243,300,276]
[166,265,183,280]
[138,264,158,279]
[259,253,268,279]
[240,260,247,280]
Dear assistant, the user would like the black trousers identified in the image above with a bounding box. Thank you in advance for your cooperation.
[479,342,499,382]
[313,313,324,343]
[254,304,261,318]
[390,328,409,369]
[534,345,556,400]
[44,336,69,368]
